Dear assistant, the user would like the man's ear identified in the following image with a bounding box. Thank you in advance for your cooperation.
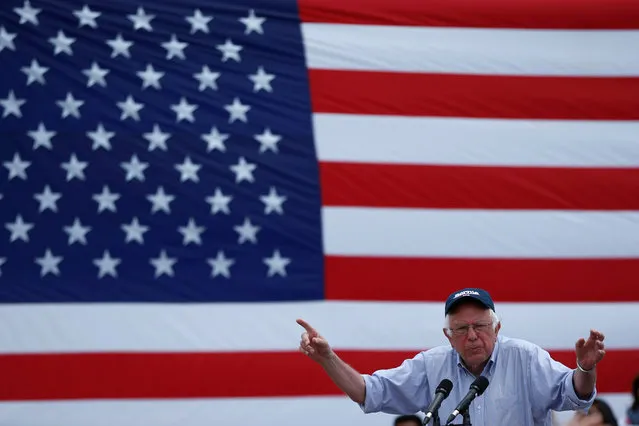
[442,328,452,343]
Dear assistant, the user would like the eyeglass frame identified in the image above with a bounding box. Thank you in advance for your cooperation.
[447,321,494,337]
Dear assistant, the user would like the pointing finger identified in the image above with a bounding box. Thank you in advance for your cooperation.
[296,318,318,337]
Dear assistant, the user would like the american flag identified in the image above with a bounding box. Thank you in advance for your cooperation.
[1,0,638,425]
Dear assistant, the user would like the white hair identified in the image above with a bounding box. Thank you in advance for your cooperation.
[444,309,500,337]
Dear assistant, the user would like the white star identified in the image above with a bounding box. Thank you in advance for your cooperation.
[229,156,256,183]
[193,65,220,92]
[60,153,88,181]
[143,124,171,151]
[121,217,149,244]
[260,187,287,215]
[0,26,17,52]
[3,152,30,180]
[175,156,201,183]
[147,186,174,214]
[150,250,177,278]
[73,5,101,28]
[233,217,260,244]
[106,33,133,58]
[63,217,91,245]
[205,188,232,214]
[254,128,281,153]
[117,95,144,121]
[56,92,84,119]
[201,126,228,152]
[21,59,48,85]
[93,250,121,278]
[1,91,26,118]
[34,185,61,212]
[87,123,114,150]
[128,7,154,31]
[82,62,109,87]
[92,185,120,213]
[48,30,75,56]
[263,249,291,277]
[14,0,41,25]
[0,257,5,277]
[35,249,63,277]
[224,97,250,123]
[28,123,56,150]
[207,251,234,278]
[249,66,275,93]
[137,64,164,89]
[5,214,34,242]
[239,9,265,35]
[170,97,198,123]
[161,34,188,60]
[178,218,205,246]
[121,154,148,182]
[186,9,212,34]
[216,39,242,62]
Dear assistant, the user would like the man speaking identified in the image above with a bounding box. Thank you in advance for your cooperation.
[297,288,606,426]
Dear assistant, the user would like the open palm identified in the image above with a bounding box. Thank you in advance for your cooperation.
[575,329,605,371]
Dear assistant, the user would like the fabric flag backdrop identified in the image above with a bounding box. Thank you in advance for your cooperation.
[1,0,638,425]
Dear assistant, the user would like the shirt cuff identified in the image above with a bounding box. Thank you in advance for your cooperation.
[565,370,597,409]
[358,374,378,414]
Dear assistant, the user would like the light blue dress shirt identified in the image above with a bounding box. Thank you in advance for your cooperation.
[359,335,595,426]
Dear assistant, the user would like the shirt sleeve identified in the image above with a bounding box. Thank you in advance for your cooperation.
[358,351,430,415]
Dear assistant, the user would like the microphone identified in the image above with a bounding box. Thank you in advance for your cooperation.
[445,376,489,425]
[423,379,453,425]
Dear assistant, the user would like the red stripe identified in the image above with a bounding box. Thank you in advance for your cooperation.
[325,256,639,302]
[308,70,639,120]
[298,0,639,29]
[0,349,634,400]
[320,162,639,210]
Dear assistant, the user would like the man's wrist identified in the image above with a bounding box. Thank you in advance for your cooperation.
[576,359,595,373]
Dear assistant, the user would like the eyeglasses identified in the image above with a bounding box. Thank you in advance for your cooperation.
[448,322,493,337]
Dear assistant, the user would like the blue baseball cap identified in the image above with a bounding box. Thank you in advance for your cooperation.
[444,288,495,316]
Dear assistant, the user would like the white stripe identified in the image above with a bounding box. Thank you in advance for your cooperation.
[314,114,639,167]
[0,302,636,353]
[302,23,639,76]
[323,207,639,258]
[0,393,630,426]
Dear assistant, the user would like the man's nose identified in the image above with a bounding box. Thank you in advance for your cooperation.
[467,327,478,340]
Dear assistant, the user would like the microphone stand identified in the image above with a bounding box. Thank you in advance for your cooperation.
[446,409,472,426]
[423,409,441,426]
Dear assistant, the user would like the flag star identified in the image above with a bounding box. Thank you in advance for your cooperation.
[230,157,256,183]
[1,91,26,118]
[128,7,154,31]
[205,188,232,214]
[137,64,164,89]
[233,217,260,244]
[264,249,291,277]
[121,217,149,244]
[186,9,212,34]
[161,34,188,60]
[117,95,144,121]
[260,187,287,215]
[144,124,171,151]
[249,66,275,93]
[73,5,101,28]
[35,249,63,277]
[5,214,34,242]
[56,92,84,119]
[93,250,121,278]
[34,185,62,212]
[49,30,75,55]
[0,257,5,276]
[147,186,175,214]
[92,185,120,213]
[193,65,220,91]
[121,154,149,182]
[63,218,91,245]
[3,152,31,180]
[178,218,205,246]
[87,123,114,150]
[14,0,41,25]
[224,97,250,123]
[0,26,17,52]
[150,250,177,278]
[207,251,234,278]
[216,39,242,62]
[254,128,281,153]
[239,9,265,35]
[28,122,56,150]
[82,62,109,87]
[170,97,198,122]
[201,126,228,152]
[21,59,48,85]
[106,33,133,58]
[175,156,201,183]
[60,153,88,181]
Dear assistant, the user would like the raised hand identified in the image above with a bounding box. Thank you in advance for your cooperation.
[297,318,333,363]
[575,329,606,371]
